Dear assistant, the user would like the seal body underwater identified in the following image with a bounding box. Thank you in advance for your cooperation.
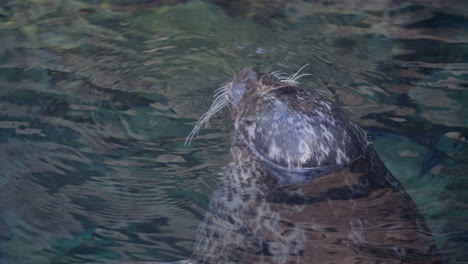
[143,68,444,264]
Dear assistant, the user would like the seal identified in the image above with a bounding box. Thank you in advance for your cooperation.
[147,67,443,264]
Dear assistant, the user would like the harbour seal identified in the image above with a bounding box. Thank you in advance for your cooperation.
[145,67,443,263]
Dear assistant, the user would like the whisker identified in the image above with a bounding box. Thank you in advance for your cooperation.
[214,82,230,94]
[286,64,309,82]
[270,70,283,76]
[185,83,230,146]
[272,72,288,79]
[212,89,227,101]
[291,73,312,82]
[185,103,227,146]
[259,74,267,91]
[274,65,311,85]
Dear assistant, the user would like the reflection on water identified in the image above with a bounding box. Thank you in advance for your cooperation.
[0,0,466,263]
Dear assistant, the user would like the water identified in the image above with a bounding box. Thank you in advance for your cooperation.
[0,0,466,263]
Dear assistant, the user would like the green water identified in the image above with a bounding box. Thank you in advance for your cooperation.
[0,0,467,263]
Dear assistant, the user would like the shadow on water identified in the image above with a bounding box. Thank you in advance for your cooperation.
[0,0,467,263]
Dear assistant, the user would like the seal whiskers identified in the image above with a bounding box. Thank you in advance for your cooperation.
[185,82,231,146]
[272,64,312,85]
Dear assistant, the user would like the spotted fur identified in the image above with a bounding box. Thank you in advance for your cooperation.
[148,68,443,264]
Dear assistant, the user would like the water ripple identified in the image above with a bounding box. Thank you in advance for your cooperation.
[0,0,467,263]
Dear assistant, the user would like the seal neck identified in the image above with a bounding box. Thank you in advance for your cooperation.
[234,136,369,188]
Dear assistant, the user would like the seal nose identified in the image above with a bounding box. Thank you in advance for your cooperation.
[229,67,260,108]
[239,67,259,83]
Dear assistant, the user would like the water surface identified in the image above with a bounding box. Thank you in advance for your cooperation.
[0,0,467,263]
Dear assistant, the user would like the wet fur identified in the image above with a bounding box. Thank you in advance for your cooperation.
[143,68,443,264]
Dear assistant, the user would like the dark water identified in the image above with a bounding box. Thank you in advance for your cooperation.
[0,0,467,263]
